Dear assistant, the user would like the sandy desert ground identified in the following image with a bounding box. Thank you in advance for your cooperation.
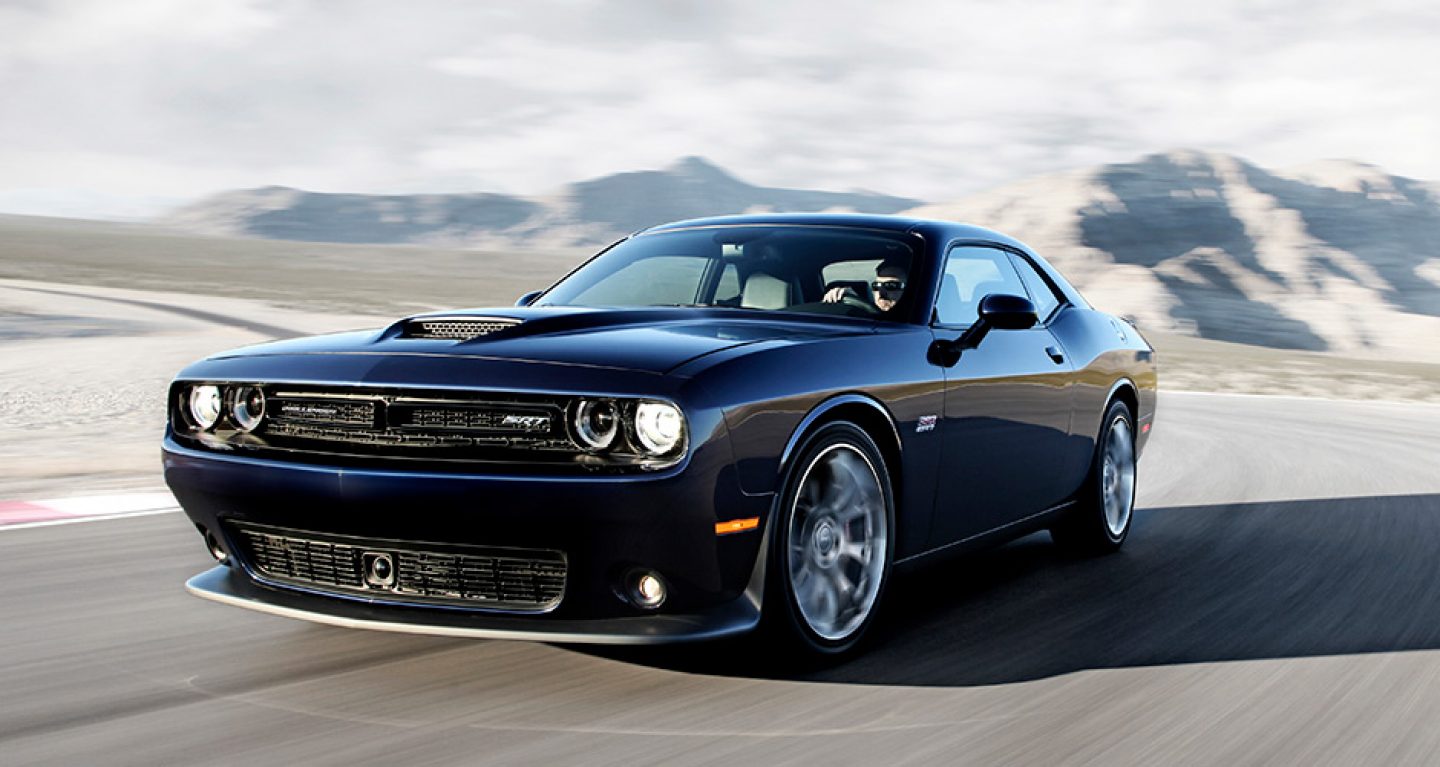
[0,278,389,499]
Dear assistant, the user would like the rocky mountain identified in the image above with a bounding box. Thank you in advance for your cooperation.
[163,151,1440,360]
[164,157,920,248]
[909,151,1440,361]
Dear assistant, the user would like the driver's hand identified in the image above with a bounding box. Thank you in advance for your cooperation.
[823,286,853,303]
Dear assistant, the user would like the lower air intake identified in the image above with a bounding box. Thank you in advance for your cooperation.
[231,523,566,612]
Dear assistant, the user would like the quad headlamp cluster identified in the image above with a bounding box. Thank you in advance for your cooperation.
[179,383,267,433]
[570,398,686,458]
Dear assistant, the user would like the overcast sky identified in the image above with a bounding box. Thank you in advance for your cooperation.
[2,0,1437,219]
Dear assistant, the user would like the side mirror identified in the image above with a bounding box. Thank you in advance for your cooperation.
[927,293,1037,367]
[515,290,543,307]
[977,293,1037,330]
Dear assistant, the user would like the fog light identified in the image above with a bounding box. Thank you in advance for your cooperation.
[632,571,666,609]
[204,530,229,564]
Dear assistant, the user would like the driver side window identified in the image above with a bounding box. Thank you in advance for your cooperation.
[934,246,1028,326]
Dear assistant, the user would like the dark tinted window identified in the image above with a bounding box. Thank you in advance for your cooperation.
[934,246,1027,326]
[1008,253,1061,321]
[538,226,918,321]
[715,262,741,304]
[565,255,708,306]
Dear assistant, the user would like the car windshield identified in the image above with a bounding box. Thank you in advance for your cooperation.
[535,225,919,321]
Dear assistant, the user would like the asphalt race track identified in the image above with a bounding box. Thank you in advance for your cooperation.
[5,392,1440,764]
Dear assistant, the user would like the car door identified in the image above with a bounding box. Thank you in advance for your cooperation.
[928,244,1077,547]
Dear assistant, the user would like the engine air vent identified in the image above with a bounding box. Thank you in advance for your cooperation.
[403,316,520,341]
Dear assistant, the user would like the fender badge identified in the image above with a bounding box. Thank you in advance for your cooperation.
[916,415,938,433]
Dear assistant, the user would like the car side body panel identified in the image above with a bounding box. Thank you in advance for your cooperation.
[682,324,946,559]
[928,325,1081,545]
[1046,304,1159,455]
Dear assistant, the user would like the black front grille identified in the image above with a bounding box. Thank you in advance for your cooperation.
[231,523,567,611]
[253,388,575,461]
[389,402,555,434]
[273,398,378,428]
[403,317,520,340]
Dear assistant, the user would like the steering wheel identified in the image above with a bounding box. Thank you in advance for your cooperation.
[839,292,880,316]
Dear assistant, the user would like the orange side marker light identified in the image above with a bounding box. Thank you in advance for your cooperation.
[715,517,760,535]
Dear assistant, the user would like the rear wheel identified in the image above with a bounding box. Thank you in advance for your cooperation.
[1051,399,1136,554]
[765,422,893,657]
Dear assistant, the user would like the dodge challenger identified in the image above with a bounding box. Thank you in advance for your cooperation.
[165,213,1157,656]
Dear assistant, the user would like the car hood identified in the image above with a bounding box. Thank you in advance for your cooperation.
[206,306,874,376]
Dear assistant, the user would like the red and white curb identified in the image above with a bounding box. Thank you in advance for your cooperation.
[0,492,179,530]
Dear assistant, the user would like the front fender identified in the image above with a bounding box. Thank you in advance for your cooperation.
[774,393,901,487]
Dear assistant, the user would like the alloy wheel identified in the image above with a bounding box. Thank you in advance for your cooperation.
[786,443,888,641]
[1101,415,1136,538]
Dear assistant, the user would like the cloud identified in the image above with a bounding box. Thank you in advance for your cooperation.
[0,0,276,58]
[1,0,1437,218]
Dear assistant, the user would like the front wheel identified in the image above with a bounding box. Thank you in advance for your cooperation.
[1051,399,1136,555]
[765,422,893,657]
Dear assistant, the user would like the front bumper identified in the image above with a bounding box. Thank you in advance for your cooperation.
[187,565,760,644]
[165,430,773,639]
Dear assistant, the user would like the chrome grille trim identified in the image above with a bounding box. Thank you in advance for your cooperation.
[230,523,566,611]
[273,398,378,427]
[262,421,573,450]
[255,388,573,457]
[403,316,520,340]
[390,403,556,434]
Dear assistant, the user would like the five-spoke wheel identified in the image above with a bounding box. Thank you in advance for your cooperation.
[1051,399,1137,554]
[768,422,893,655]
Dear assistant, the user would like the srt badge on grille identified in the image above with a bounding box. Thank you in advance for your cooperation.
[500,414,551,432]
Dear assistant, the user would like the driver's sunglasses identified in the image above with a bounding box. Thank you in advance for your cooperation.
[871,279,905,293]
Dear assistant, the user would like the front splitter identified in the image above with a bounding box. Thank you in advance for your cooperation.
[186,566,760,645]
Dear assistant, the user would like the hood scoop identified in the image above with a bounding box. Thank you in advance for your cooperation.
[402,316,522,341]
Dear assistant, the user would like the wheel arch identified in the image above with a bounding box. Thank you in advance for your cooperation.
[741,394,904,621]
[757,393,902,651]
[775,394,903,543]
[777,394,903,503]
[1052,377,1139,553]
[1106,378,1139,424]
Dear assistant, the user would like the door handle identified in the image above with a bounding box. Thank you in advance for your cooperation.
[1045,345,1065,364]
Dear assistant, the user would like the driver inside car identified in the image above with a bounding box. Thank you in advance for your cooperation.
[822,257,908,314]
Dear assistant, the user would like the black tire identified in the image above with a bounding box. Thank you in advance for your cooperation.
[1051,399,1136,555]
[762,421,894,658]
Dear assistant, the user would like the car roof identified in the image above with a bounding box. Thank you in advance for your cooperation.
[640,213,1029,251]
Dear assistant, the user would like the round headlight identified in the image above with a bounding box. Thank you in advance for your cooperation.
[573,399,619,450]
[230,385,266,432]
[187,385,222,431]
[633,401,684,455]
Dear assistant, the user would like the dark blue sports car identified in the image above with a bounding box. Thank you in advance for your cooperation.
[166,213,1157,656]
